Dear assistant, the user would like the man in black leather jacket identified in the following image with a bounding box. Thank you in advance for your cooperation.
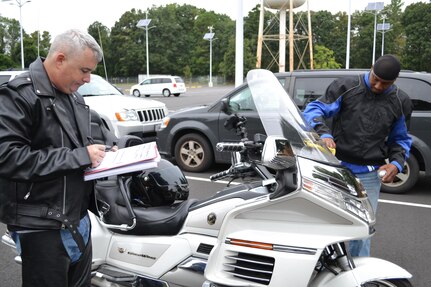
[0,29,109,287]
[303,54,412,257]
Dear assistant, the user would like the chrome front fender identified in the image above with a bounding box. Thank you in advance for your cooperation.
[310,257,412,287]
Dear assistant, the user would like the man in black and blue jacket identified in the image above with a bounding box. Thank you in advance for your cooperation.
[303,54,413,257]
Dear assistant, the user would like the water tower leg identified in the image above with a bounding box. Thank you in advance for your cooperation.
[307,0,314,69]
[256,0,264,68]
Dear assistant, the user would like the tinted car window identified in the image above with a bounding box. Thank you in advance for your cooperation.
[162,78,171,84]
[293,77,336,108]
[0,75,11,85]
[174,77,184,83]
[395,78,431,111]
[78,75,123,97]
[229,87,256,111]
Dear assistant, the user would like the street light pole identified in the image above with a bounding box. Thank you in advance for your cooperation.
[137,12,153,79]
[365,2,384,65]
[203,26,215,88]
[377,15,391,56]
[145,12,150,78]
[372,12,377,64]
[2,0,31,69]
[209,26,213,88]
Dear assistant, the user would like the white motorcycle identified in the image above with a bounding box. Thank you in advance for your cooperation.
[2,69,412,287]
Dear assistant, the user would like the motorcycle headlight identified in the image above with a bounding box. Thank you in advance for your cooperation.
[115,110,139,121]
[302,178,375,224]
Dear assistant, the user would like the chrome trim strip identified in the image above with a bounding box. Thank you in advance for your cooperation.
[273,244,317,255]
[223,263,273,274]
[225,238,317,255]
[225,271,270,283]
[225,255,274,266]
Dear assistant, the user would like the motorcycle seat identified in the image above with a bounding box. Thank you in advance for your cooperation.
[95,178,198,236]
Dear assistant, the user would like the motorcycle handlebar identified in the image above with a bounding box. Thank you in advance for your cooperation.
[210,169,231,181]
[216,142,245,152]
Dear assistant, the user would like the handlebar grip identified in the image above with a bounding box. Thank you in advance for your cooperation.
[210,169,231,181]
[216,142,245,152]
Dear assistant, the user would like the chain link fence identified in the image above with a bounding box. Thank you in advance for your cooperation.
[108,75,231,88]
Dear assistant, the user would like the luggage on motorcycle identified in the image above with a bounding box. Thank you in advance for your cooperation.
[94,160,195,236]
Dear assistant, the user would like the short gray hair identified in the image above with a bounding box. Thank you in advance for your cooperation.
[48,29,103,62]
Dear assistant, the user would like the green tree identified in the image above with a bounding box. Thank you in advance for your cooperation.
[349,10,376,68]
[0,17,20,69]
[109,8,146,78]
[311,10,339,58]
[313,44,341,69]
[378,0,404,57]
[88,22,110,78]
[402,2,431,71]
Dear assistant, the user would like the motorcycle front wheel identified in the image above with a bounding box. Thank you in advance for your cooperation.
[362,279,412,287]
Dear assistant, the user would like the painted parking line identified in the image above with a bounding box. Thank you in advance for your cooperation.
[378,199,431,209]
[186,176,431,209]
[186,176,240,186]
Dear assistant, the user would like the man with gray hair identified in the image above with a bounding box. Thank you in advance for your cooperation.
[0,29,108,286]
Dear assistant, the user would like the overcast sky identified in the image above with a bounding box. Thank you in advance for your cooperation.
[0,0,426,39]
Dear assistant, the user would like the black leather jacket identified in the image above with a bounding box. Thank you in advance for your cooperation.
[303,74,413,168]
[0,57,94,230]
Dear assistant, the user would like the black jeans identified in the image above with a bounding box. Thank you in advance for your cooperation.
[19,230,92,287]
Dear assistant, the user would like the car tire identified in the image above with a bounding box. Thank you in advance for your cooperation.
[132,90,141,97]
[174,133,213,172]
[173,93,180,97]
[381,153,420,194]
[163,89,171,97]
[145,95,150,97]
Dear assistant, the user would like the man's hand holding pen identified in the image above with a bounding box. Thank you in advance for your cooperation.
[87,144,118,168]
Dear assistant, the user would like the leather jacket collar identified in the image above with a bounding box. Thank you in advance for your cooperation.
[28,57,54,97]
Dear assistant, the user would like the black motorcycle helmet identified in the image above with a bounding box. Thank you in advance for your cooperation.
[130,159,189,207]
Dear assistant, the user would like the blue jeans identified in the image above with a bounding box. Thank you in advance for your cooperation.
[11,214,91,263]
[348,171,381,257]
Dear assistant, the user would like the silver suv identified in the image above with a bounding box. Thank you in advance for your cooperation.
[0,71,168,141]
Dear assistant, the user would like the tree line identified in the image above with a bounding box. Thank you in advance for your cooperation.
[1,0,430,81]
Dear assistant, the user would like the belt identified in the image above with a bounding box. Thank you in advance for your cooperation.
[16,204,86,253]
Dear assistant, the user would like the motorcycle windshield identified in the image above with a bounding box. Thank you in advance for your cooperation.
[247,69,339,165]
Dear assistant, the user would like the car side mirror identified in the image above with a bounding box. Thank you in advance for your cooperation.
[221,98,240,115]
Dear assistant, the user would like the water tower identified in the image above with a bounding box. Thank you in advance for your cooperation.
[256,0,314,72]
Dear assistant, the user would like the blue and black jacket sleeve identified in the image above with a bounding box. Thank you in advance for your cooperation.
[387,89,413,172]
[302,78,351,138]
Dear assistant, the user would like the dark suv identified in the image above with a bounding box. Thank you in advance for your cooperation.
[156,70,431,194]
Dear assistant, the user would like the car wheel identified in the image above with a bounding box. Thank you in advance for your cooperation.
[163,89,171,97]
[381,153,419,194]
[173,93,180,97]
[145,95,150,97]
[174,133,213,172]
[132,90,141,97]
